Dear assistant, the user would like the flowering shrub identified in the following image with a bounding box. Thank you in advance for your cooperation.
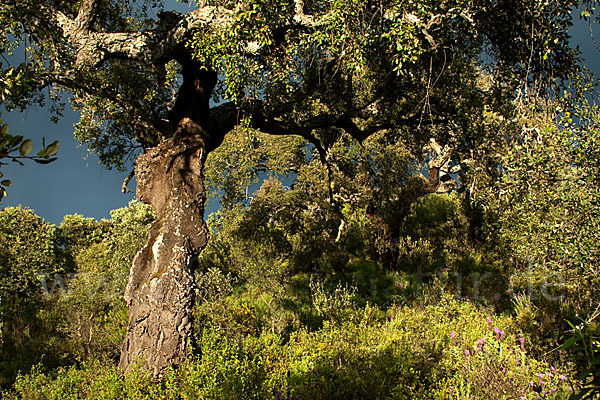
[3,295,577,399]
[446,316,573,399]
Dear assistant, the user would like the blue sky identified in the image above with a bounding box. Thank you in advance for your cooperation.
[1,6,599,225]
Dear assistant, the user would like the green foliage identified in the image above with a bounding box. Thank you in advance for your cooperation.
[309,278,356,325]
[0,207,63,295]
[559,316,600,399]
[3,295,578,399]
[58,214,111,257]
[205,129,305,208]
[0,207,65,386]
[106,200,156,271]
[0,202,154,387]
[1,0,167,169]
[0,1,598,397]
[188,0,580,107]
[399,194,468,270]
[2,0,585,174]
[0,118,60,202]
[52,201,154,363]
[6,361,169,400]
[0,67,25,103]
[468,91,600,338]
[0,193,592,398]
[52,242,128,362]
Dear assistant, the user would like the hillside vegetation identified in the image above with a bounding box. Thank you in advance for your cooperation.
[1,100,599,398]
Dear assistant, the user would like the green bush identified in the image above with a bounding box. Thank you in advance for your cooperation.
[5,295,577,400]
[0,207,66,386]
[0,202,154,388]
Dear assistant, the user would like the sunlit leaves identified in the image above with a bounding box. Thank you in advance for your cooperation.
[19,139,32,156]
[205,127,306,208]
[0,67,25,103]
[39,140,60,157]
[0,206,63,295]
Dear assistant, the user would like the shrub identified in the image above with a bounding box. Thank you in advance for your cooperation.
[5,294,577,399]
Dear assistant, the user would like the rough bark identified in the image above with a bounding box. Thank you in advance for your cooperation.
[119,56,219,378]
[38,12,229,375]
[119,128,209,378]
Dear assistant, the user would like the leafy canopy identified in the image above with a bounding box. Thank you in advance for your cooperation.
[0,0,589,173]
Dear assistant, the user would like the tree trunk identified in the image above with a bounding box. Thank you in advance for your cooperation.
[119,129,209,378]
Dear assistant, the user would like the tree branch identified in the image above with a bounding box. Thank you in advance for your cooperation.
[293,0,325,27]
[45,5,235,68]
[122,166,135,193]
[73,0,100,36]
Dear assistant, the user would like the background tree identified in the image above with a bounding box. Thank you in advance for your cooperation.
[0,207,64,386]
[0,201,154,387]
[52,201,155,364]
[470,88,600,335]
[0,0,589,376]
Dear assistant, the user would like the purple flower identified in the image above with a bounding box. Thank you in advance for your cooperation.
[500,330,505,342]
[451,331,457,345]
[464,349,470,356]
[520,337,525,352]
[551,388,557,394]
[559,375,566,382]
[536,373,545,379]
[477,337,486,351]
[486,317,493,331]
[449,386,453,395]
[568,386,573,393]
[516,357,519,367]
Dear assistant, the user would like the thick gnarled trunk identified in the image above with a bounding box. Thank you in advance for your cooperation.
[119,130,209,378]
